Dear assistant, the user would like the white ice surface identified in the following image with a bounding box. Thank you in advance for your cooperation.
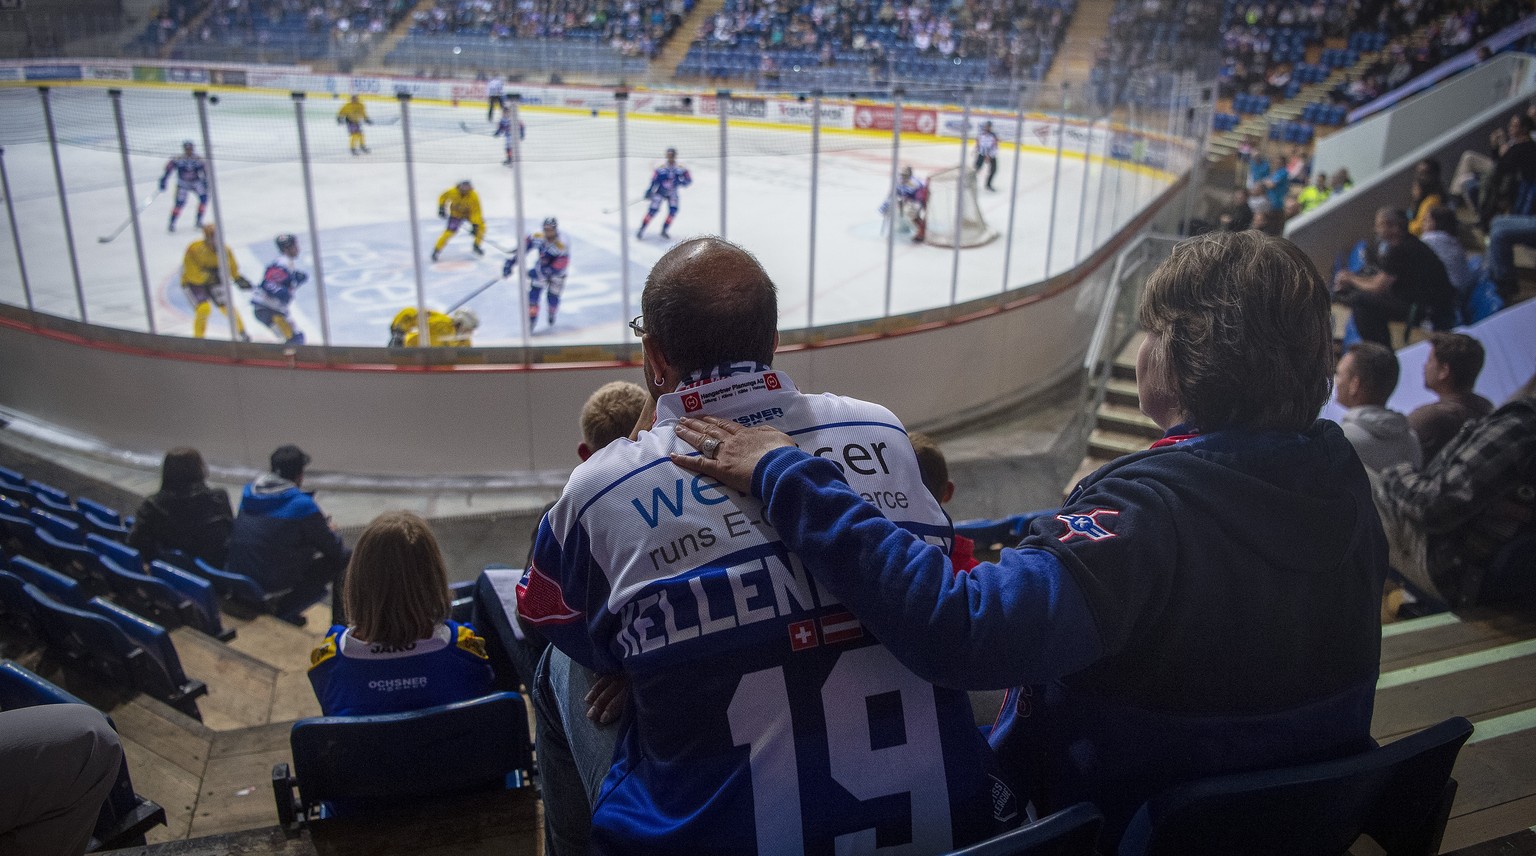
[0,87,1172,347]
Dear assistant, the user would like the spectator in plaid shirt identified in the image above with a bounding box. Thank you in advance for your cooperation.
[1376,372,1536,609]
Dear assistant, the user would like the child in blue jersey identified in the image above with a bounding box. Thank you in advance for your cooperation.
[673,231,1387,846]
[309,511,493,717]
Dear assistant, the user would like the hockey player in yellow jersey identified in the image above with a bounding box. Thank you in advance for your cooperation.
[336,95,372,155]
[388,307,479,347]
[181,223,251,340]
[432,180,485,261]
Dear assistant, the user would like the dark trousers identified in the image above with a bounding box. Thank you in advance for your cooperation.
[1340,288,1409,347]
[975,153,997,189]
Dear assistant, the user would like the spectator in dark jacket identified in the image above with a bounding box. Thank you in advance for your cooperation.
[127,447,233,566]
[226,445,350,623]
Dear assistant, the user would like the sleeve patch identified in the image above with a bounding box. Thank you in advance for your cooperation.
[309,635,338,669]
[517,565,582,626]
[455,625,490,659]
[1055,508,1121,542]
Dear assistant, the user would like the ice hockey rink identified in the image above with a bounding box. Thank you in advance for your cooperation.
[0,86,1175,347]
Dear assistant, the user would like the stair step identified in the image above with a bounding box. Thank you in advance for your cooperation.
[1064,455,1115,499]
[1105,377,1140,408]
[1098,402,1161,438]
[1088,428,1148,460]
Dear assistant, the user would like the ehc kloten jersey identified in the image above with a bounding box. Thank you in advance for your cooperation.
[520,369,1012,856]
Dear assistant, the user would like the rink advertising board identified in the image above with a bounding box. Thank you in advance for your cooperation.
[698,95,767,119]
[853,104,938,134]
[23,65,82,81]
[769,100,854,128]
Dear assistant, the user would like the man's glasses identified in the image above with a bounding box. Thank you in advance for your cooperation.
[629,315,645,337]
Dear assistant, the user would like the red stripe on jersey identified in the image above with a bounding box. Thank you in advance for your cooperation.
[517,566,582,625]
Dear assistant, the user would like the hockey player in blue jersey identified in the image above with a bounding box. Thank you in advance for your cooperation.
[252,234,308,344]
[635,148,692,240]
[519,237,1015,856]
[160,141,209,233]
[494,112,526,166]
[502,217,570,327]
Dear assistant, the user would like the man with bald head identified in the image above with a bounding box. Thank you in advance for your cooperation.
[1333,206,1458,347]
[519,237,1013,855]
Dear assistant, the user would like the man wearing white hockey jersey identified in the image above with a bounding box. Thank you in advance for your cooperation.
[519,236,1016,856]
[636,148,692,240]
[252,233,308,344]
[503,217,570,327]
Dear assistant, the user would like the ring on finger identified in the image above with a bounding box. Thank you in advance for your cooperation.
[700,437,722,459]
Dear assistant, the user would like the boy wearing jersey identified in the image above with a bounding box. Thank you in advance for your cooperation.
[336,95,372,155]
[635,148,692,240]
[160,140,209,232]
[519,237,1014,856]
[432,180,485,261]
[252,233,308,344]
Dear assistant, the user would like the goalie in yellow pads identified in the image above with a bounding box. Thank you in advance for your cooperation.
[389,307,479,347]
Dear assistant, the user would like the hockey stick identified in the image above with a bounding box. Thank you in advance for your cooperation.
[602,196,648,215]
[98,188,164,243]
[446,272,508,313]
[479,236,518,256]
[374,116,400,126]
[459,121,494,136]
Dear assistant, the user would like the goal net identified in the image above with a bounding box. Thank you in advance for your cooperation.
[923,166,999,248]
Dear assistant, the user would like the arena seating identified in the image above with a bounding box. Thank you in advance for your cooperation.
[169,0,415,65]
[193,556,323,624]
[0,659,169,849]
[674,0,1075,97]
[1117,716,1473,856]
[272,690,534,826]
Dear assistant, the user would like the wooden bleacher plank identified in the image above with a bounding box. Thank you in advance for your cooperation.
[224,615,324,675]
[189,724,293,838]
[1373,651,1536,740]
[1380,612,1536,672]
[1444,824,1536,855]
[269,669,322,723]
[120,733,201,843]
[108,695,215,779]
[1444,793,1536,852]
[172,627,282,730]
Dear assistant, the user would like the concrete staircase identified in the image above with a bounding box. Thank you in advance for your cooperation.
[651,0,726,81]
[1063,331,1157,496]
[358,0,437,74]
[1043,0,1114,91]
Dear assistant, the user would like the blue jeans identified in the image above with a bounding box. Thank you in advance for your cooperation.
[1485,214,1536,296]
[533,646,622,856]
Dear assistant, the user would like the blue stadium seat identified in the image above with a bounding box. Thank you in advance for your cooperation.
[24,584,203,716]
[30,507,86,544]
[1117,716,1474,856]
[78,498,131,542]
[31,527,112,591]
[0,507,46,557]
[0,466,26,493]
[28,481,84,526]
[0,569,44,647]
[87,533,142,571]
[271,691,534,826]
[0,659,169,849]
[75,497,124,527]
[942,802,1102,854]
[9,555,89,607]
[84,597,207,718]
[193,557,291,617]
[97,553,201,633]
[149,560,234,641]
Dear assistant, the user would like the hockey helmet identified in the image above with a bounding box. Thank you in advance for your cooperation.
[665,147,677,158]
[542,217,558,232]
[900,165,913,179]
[182,140,196,153]
[275,233,299,255]
[451,308,480,333]
[201,223,218,241]
[457,179,473,191]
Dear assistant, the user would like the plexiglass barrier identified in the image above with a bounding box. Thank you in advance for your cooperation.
[0,66,1211,362]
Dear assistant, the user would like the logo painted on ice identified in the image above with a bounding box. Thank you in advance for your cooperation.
[1055,508,1120,542]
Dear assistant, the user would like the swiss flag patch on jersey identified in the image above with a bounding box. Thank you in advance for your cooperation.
[517,566,582,625]
[682,392,703,413]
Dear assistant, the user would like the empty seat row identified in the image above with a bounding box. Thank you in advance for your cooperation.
[0,567,207,719]
[0,467,131,542]
[1301,101,1348,125]
[1268,119,1315,144]
[1232,93,1271,115]
[0,499,231,639]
